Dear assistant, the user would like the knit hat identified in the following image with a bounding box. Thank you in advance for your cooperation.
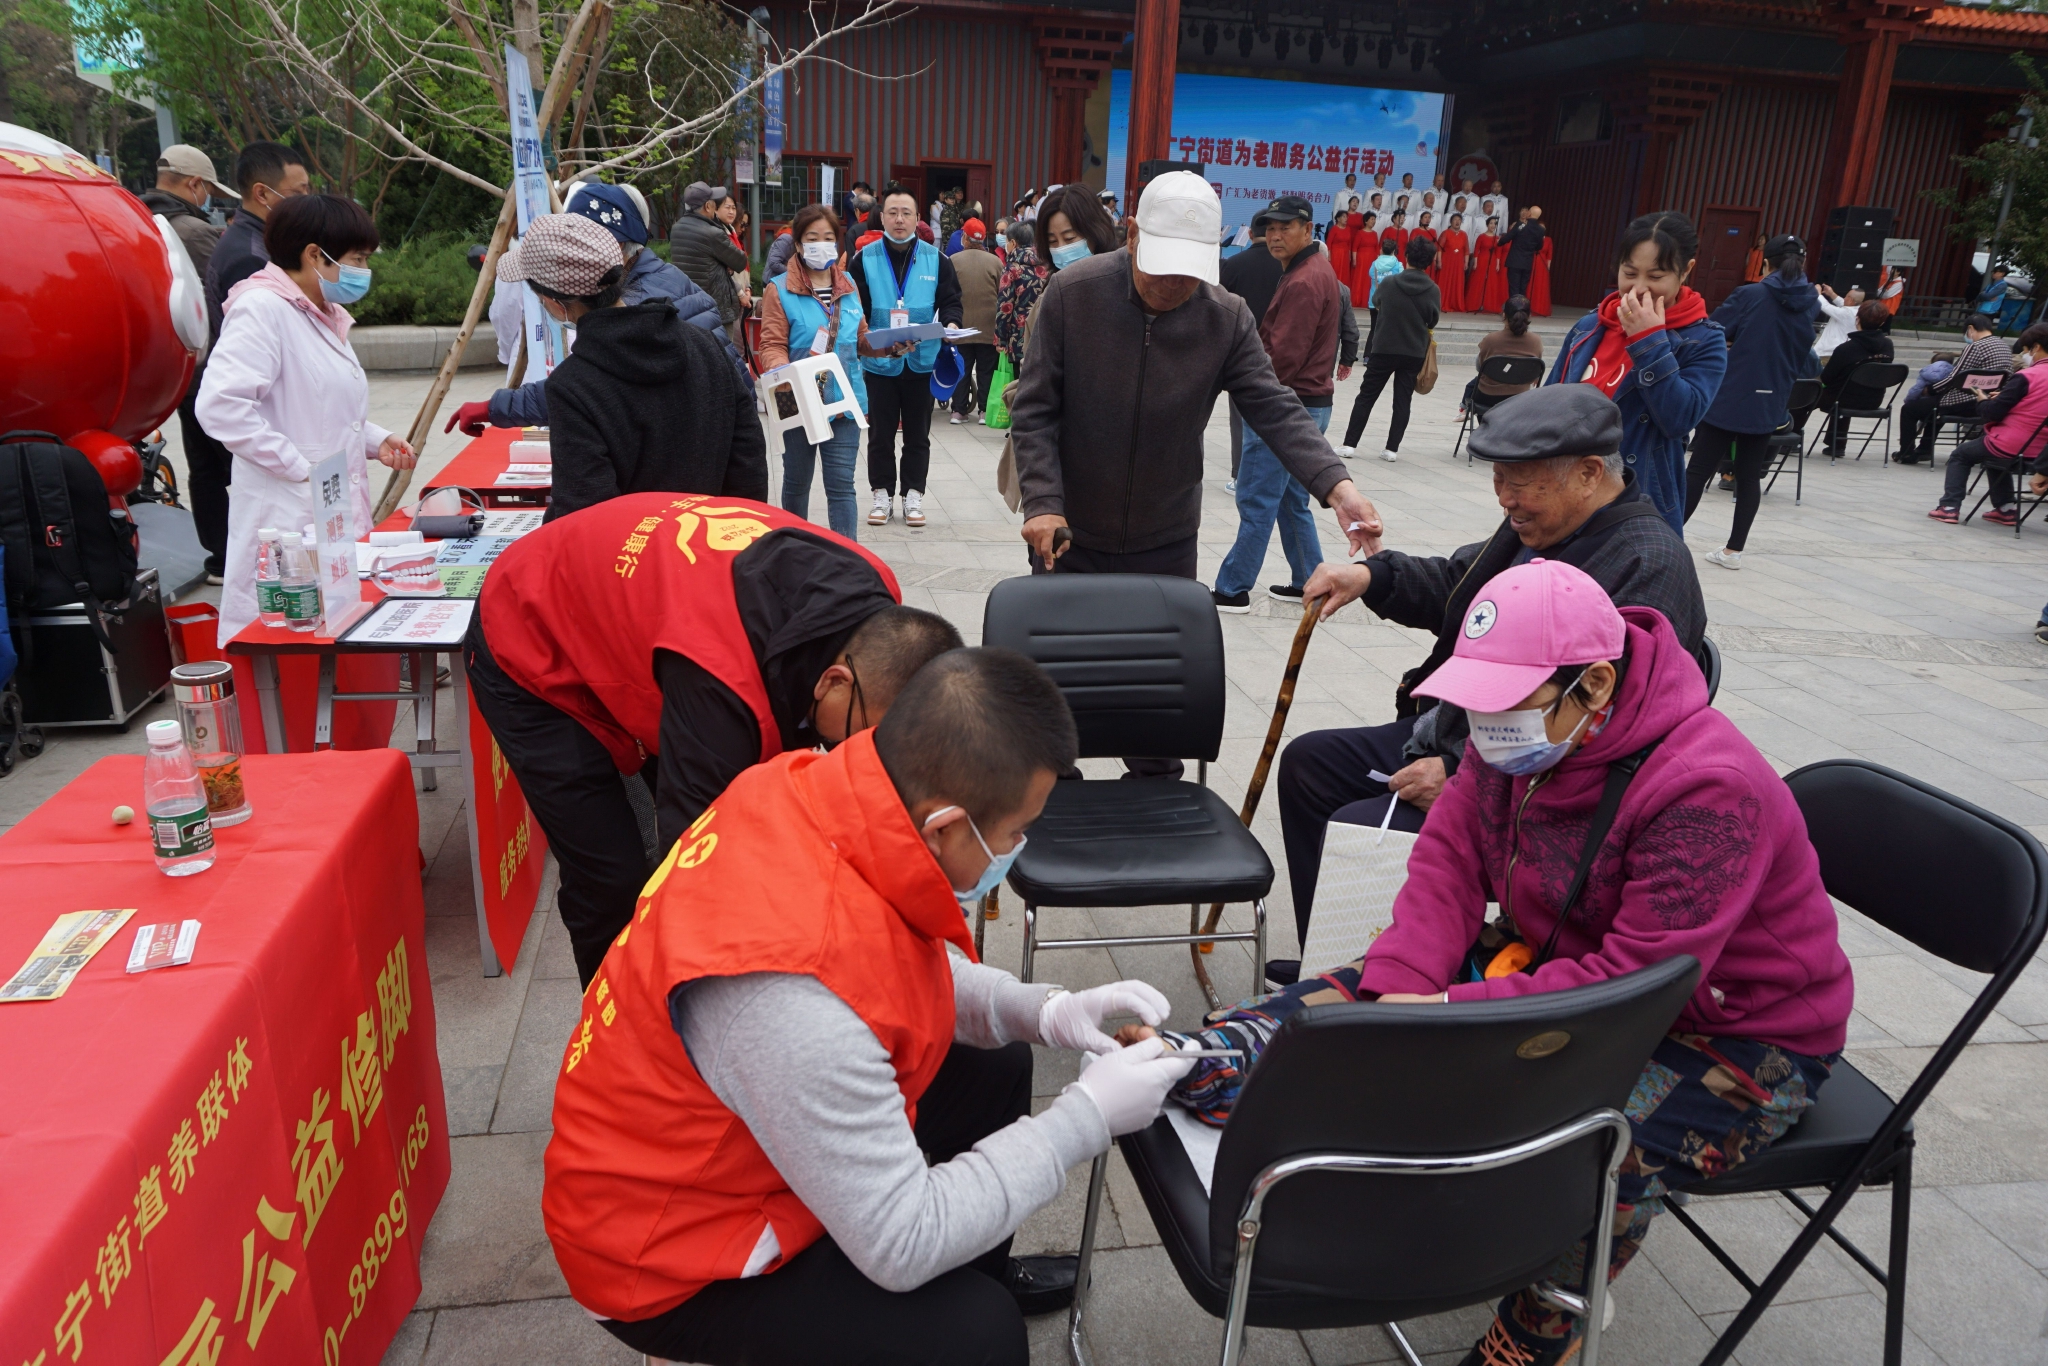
[496,214,622,297]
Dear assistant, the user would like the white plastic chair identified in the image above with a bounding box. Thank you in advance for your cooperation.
[757,353,869,445]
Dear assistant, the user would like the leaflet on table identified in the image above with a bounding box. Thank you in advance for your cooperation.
[0,908,136,1001]
[494,469,552,487]
[435,536,517,567]
[126,920,202,973]
[341,598,477,647]
[480,510,545,537]
[438,565,489,599]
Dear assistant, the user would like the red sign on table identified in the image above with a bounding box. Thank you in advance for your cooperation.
[464,683,550,976]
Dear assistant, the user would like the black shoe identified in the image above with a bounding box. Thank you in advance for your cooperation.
[1457,1307,1582,1366]
[1212,588,1251,614]
[1267,584,1305,604]
[1006,1255,1079,1315]
[1264,958,1301,988]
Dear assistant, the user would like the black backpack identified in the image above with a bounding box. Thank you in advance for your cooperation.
[0,431,141,653]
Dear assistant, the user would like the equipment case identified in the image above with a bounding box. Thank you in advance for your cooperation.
[18,567,174,727]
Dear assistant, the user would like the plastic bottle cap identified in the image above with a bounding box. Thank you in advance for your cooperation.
[280,532,302,544]
[146,720,184,745]
[258,526,278,538]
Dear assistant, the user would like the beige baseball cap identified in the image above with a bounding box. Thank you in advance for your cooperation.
[1133,171,1220,284]
[156,144,239,199]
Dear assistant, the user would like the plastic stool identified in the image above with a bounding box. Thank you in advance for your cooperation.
[757,353,869,445]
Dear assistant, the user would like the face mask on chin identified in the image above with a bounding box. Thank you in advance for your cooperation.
[884,226,915,244]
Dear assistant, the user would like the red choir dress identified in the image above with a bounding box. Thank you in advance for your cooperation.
[1482,237,1510,313]
[1412,227,1438,281]
[1435,229,1469,312]
[1326,224,1356,304]
[1352,229,1380,302]
[1529,236,1554,316]
[1381,227,1409,267]
[1469,233,1498,313]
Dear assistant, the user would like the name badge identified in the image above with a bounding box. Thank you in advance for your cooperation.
[889,307,910,329]
[810,325,831,355]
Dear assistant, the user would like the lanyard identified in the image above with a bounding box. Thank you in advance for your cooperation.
[885,238,916,299]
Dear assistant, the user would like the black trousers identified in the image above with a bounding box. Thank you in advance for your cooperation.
[1344,353,1424,451]
[1506,264,1532,300]
[176,378,233,572]
[1683,423,1774,552]
[601,1042,1034,1366]
[1275,717,1428,947]
[1901,395,1973,462]
[950,343,999,415]
[1941,436,2018,511]
[867,366,935,495]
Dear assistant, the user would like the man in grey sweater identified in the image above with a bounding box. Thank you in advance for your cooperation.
[1011,171,1384,577]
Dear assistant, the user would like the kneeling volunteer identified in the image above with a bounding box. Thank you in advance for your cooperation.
[467,493,962,984]
[544,649,1195,1364]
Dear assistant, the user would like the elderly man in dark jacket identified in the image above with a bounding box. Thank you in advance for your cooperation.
[1269,385,1708,983]
[669,182,749,326]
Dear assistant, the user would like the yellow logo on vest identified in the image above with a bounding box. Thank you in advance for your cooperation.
[672,507,772,564]
[618,808,719,950]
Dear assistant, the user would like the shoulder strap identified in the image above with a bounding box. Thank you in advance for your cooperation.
[1529,739,1661,970]
[24,446,118,652]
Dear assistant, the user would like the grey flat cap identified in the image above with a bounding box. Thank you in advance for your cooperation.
[1467,384,1623,462]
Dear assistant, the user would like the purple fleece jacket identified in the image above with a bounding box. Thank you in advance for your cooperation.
[1359,606,1853,1058]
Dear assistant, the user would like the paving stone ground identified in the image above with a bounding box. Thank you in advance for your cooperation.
[13,308,2048,1365]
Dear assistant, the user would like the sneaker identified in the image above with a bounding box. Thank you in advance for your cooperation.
[868,489,892,526]
[903,491,926,528]
[1338,445,1356,458]
[949,410,966,425]
[1985,505,2019,526]
[1224,478,1237,494]
[1718,472,1736,491]
[1264,959,1301,988]
[1704,548,1742,571]
[1005,1254,1079,1315]
[204,572,224,586]
[2034,622,2048,645]
[1267,584,1305,603]
[1380,449,1399,463]
[1212,588,1251,614]
[1456,1311,1582,1366]
[1927,505,1959,523]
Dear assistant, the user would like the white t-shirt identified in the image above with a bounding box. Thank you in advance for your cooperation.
[1814,299,1859,357]
[1479,194,1509,227]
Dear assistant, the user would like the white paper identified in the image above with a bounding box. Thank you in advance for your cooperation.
[494,470,551,487]
[941,326,982,341]
[342,598,476,647]
[1166,1105,1222,1195]
[1298,819,1419,977]
[480,511,545,537]
[819,164,836,206]
[125,920,201,972]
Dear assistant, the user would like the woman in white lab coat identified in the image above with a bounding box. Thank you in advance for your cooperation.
[197,194,416,645]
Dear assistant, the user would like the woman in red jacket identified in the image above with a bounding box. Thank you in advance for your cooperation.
[1436,212,1469,313]
[1351,211,1380,306]
[1481,214,1511,313]
[1412,210,1439,284]
[1326,209,1357,307]
[1530,230,1555,316]
[1468,220,1497,314]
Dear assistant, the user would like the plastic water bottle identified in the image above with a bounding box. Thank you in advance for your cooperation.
[255,527,286,627]
[279,531,319,633]
[144,719,216,876]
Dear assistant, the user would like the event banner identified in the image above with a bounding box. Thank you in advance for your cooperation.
[1104,71,1447,238]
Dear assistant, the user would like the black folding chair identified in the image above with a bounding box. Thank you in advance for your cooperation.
[1069,957,1701,1366]
[1813,363,1908,462]
[1697,634,1721,705]
[981,575,1271,987]
[1453,356,1547,462]
[1764,377,1822,503]
[1676,760,2048,1366]
[1930,370,2010,459]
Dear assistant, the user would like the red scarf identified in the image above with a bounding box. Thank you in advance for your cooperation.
[1582,287,1707,397]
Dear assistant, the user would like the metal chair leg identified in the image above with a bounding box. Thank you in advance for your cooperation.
[1067,1151,1109,1366]
[1021,904,1038,983]
[1381,1322,1426,1366]
[1883,1144,1913,1366]
[1252,899,1267,996]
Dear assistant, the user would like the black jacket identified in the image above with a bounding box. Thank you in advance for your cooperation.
[1819,327,1896,411]
[204,208,271,346]
[1220,244,1284,326]
[1502,220,1547,267]
[1367,268,1441,359]
[669,212,749,324]
[542,301,768,522]
[140,189,222,282]
[1363,474,1708,771]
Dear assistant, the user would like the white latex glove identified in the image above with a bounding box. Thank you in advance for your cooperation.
[1067,1037,1197,1137]
[1038,981,1172,1055]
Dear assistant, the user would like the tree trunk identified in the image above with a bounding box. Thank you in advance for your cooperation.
[510,0,546,91]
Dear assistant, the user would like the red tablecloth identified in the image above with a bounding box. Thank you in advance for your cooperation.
[0,751,450,1366]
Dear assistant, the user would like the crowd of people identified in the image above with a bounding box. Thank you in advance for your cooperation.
[1324,174,1551,320]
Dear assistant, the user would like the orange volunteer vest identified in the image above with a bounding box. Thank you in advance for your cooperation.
[478,494,901,772]
[542,730,978,1321]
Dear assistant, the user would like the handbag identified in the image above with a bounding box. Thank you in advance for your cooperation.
[1414,332,1439,395]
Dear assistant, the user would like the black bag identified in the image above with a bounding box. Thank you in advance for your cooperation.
[0,430,141,653]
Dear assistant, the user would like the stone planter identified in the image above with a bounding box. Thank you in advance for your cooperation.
[350,325,502,373]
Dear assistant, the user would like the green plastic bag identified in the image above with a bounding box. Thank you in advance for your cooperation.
[984,354,1016,429]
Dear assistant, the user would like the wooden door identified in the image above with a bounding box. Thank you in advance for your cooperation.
[966,165,992,218]
[889,164,924,205]
[1698,206,1761,310]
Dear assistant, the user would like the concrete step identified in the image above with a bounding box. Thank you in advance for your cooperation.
[351,325,501,373]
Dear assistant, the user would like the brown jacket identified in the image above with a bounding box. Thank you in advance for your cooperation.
[1475,327,1545,396]
[951,247,1002,340]
[757,260,877,370]
[1259,243,1345,404]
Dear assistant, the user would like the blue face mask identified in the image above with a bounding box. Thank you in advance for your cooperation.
[319,258,373,306]
[1050,240,1092,270]
[925,806,1026,913]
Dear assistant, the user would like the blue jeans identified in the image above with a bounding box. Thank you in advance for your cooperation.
[780,414,861,540]
[1214,404,1329,597]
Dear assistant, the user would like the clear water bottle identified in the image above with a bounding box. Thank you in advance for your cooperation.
[255,527,286,627]
[144,719,216,876]
[279,531,319,633]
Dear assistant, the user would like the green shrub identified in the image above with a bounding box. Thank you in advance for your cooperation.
[355,234,484,327]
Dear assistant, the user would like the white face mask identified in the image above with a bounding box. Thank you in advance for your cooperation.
[1466,670,1596,777]
[801,240,837,270]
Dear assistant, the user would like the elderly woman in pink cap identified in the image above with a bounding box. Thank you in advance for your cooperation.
[1121,559,1852,1366]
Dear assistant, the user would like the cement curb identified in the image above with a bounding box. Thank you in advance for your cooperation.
[352,326,502,373]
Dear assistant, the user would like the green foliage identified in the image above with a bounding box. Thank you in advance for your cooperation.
[1929,55,2048,285]
[352,233,482,326]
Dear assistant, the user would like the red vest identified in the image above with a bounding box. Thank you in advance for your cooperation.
[1986,370,2048,460]
[479,495,900,771]
[542,732,976,1320]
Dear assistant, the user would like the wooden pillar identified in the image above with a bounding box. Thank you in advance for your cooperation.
[1824,24,1907,212]
[1124,0,1180,209]
[1052,87,1088,184]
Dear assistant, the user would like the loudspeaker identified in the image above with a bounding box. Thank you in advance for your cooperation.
[1136,159,1205,193]
[1818,206,1897,295]
[1826,205,1895,234]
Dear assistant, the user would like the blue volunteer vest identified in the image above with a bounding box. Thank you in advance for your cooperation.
[773,272,868,414]
[858,237,941,376]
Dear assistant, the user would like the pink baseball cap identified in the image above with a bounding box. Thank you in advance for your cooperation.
[1412,559,1625,712]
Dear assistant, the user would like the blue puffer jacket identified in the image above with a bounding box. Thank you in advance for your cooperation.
[487,248,746,427]
[1701,271,1821,435]
[1548,301,1727,535]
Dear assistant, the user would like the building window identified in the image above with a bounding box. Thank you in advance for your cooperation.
[759,157,853,226]
[1554,94,1613,146]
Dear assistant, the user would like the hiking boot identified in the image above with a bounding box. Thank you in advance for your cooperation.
[868,489,892,526]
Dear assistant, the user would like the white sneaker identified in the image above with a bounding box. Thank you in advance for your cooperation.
[1224,478,1237,494]
[1705,548,1742,570]
[903,490,926,528]
[949,410,966,425]
[1338,445,1356,458]
[1380,449,1400,463]
[868,489,892,526]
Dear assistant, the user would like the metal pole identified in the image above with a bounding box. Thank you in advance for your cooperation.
[749,9,768,271]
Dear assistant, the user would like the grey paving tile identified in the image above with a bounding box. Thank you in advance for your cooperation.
[490,974,584,1132]
[379,1308,434,1366]
[1943,1180,2048,1271]
[418,1297,637,1365]
[416,1131,569,1307]
[1702,1292,1949,1365]
[1071,1244,1314,1365]
[441,1064,505,1138]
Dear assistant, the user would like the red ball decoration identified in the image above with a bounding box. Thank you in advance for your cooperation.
[68,428,143,498]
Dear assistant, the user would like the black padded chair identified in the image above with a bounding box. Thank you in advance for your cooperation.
[1813,362,1908,462]
[1929,370,2010,459]
[1763,377,1822,503]
[1697,634,1721,705]
[1957,411,2048,535]
[1674,760,2048,1366]
[1452,355,1547,462]
[981,575,1271,985]
[1067,957,1701,1366]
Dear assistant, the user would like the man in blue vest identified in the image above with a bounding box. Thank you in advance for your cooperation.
[853,183,965,530]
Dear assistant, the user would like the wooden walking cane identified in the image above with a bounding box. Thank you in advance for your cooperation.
[1191,595,1324,1009]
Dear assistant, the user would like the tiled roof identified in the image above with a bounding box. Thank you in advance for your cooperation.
[1924,4,2048,34]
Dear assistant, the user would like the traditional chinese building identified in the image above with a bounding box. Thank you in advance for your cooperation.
[766,0,2048,307]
